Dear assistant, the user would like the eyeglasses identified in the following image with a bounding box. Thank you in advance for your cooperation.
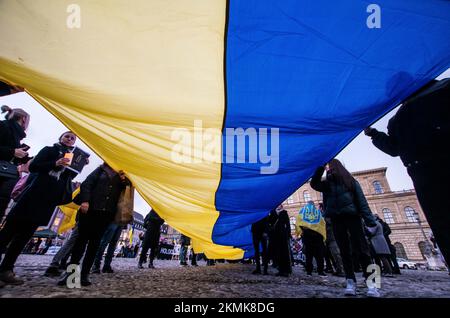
[63,135,76,141]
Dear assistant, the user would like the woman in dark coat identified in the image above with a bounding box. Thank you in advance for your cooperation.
[272,204,292,277]
[59,163,129,286]
[365,220,394,276]
[311,159,379,297]
[0,105,30,221]
[0,131,79,285]
[138,209,164,269]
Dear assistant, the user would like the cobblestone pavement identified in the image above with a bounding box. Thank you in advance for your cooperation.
[0,255,449,298]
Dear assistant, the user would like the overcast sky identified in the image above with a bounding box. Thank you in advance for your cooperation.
[1,69,448,216]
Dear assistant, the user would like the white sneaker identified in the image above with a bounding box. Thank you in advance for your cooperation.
[344,279,356,296]
[367,286,380,298]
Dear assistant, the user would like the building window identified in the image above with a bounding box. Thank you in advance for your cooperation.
[287,196,294,204]
[394,242,408,259]
[382,208,395,224]
[303,190,312,202]
[373,181,384,194]
[404,206,418,223]
[53,216,61,227]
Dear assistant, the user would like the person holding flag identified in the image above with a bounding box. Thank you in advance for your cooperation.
[58,162,129,286]
[138,209,164,269]
[295,201,327,277]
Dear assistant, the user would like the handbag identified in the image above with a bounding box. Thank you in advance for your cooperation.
[10,174,30,201]
[0,160,19,179]
[115,185,135,225]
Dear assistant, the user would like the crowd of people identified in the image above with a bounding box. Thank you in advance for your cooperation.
[0,76,449,297]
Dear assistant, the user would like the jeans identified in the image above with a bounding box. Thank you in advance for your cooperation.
[302,229,325,274]
[93,223,123,269]
[68,210,111,275]
[332,215,373,282]
[49,225,79,267]
[179,245,188,263]
[252,232,268,272]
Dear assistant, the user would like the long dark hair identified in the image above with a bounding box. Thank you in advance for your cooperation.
[327,159,355,192]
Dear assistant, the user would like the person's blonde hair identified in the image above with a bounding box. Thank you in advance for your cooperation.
[1,105,30,129]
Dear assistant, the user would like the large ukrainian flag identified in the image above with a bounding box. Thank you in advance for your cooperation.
[1,0,450,259]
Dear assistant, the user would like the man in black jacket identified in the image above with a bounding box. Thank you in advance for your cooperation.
[138,209,164,269]
[179,234,197,266]
[58,163,128,286]
[365,77,450,267]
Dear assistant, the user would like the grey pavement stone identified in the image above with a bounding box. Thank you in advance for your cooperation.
[0,255,448,298]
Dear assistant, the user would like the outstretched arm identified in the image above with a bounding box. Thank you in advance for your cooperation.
[365,127,399,157]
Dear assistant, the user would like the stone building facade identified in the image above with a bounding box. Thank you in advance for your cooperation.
[283,167,432,262]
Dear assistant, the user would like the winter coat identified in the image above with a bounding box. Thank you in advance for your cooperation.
[377,217,393,246]
[366,221,391,255]
[7,143,77,225]
[271,209,292,274]
[251,215,269,238]
[367,78,450,171]
[143,210,164,248]
[0,119,24,162]
[310,166,376,227]
[180,234,191,246]
[76,165,127,217]
[0,119,27,206]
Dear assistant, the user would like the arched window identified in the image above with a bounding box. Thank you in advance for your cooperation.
[404,206,418,223]
[394,242,408,259]
[373,181,384,194]
[303,190,312,202]
[418,241,432,259]
[287,196,294,204]
[382,208,395,224]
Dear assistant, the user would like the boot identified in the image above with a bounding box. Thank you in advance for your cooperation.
[80,274,92,286]
[57,272,70,286]
[102,266,114,273]
[252,266,261,275]
[0,270,24,285]
[45,265,62,277]
[138,262,144,269]
[91,265,101,274]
